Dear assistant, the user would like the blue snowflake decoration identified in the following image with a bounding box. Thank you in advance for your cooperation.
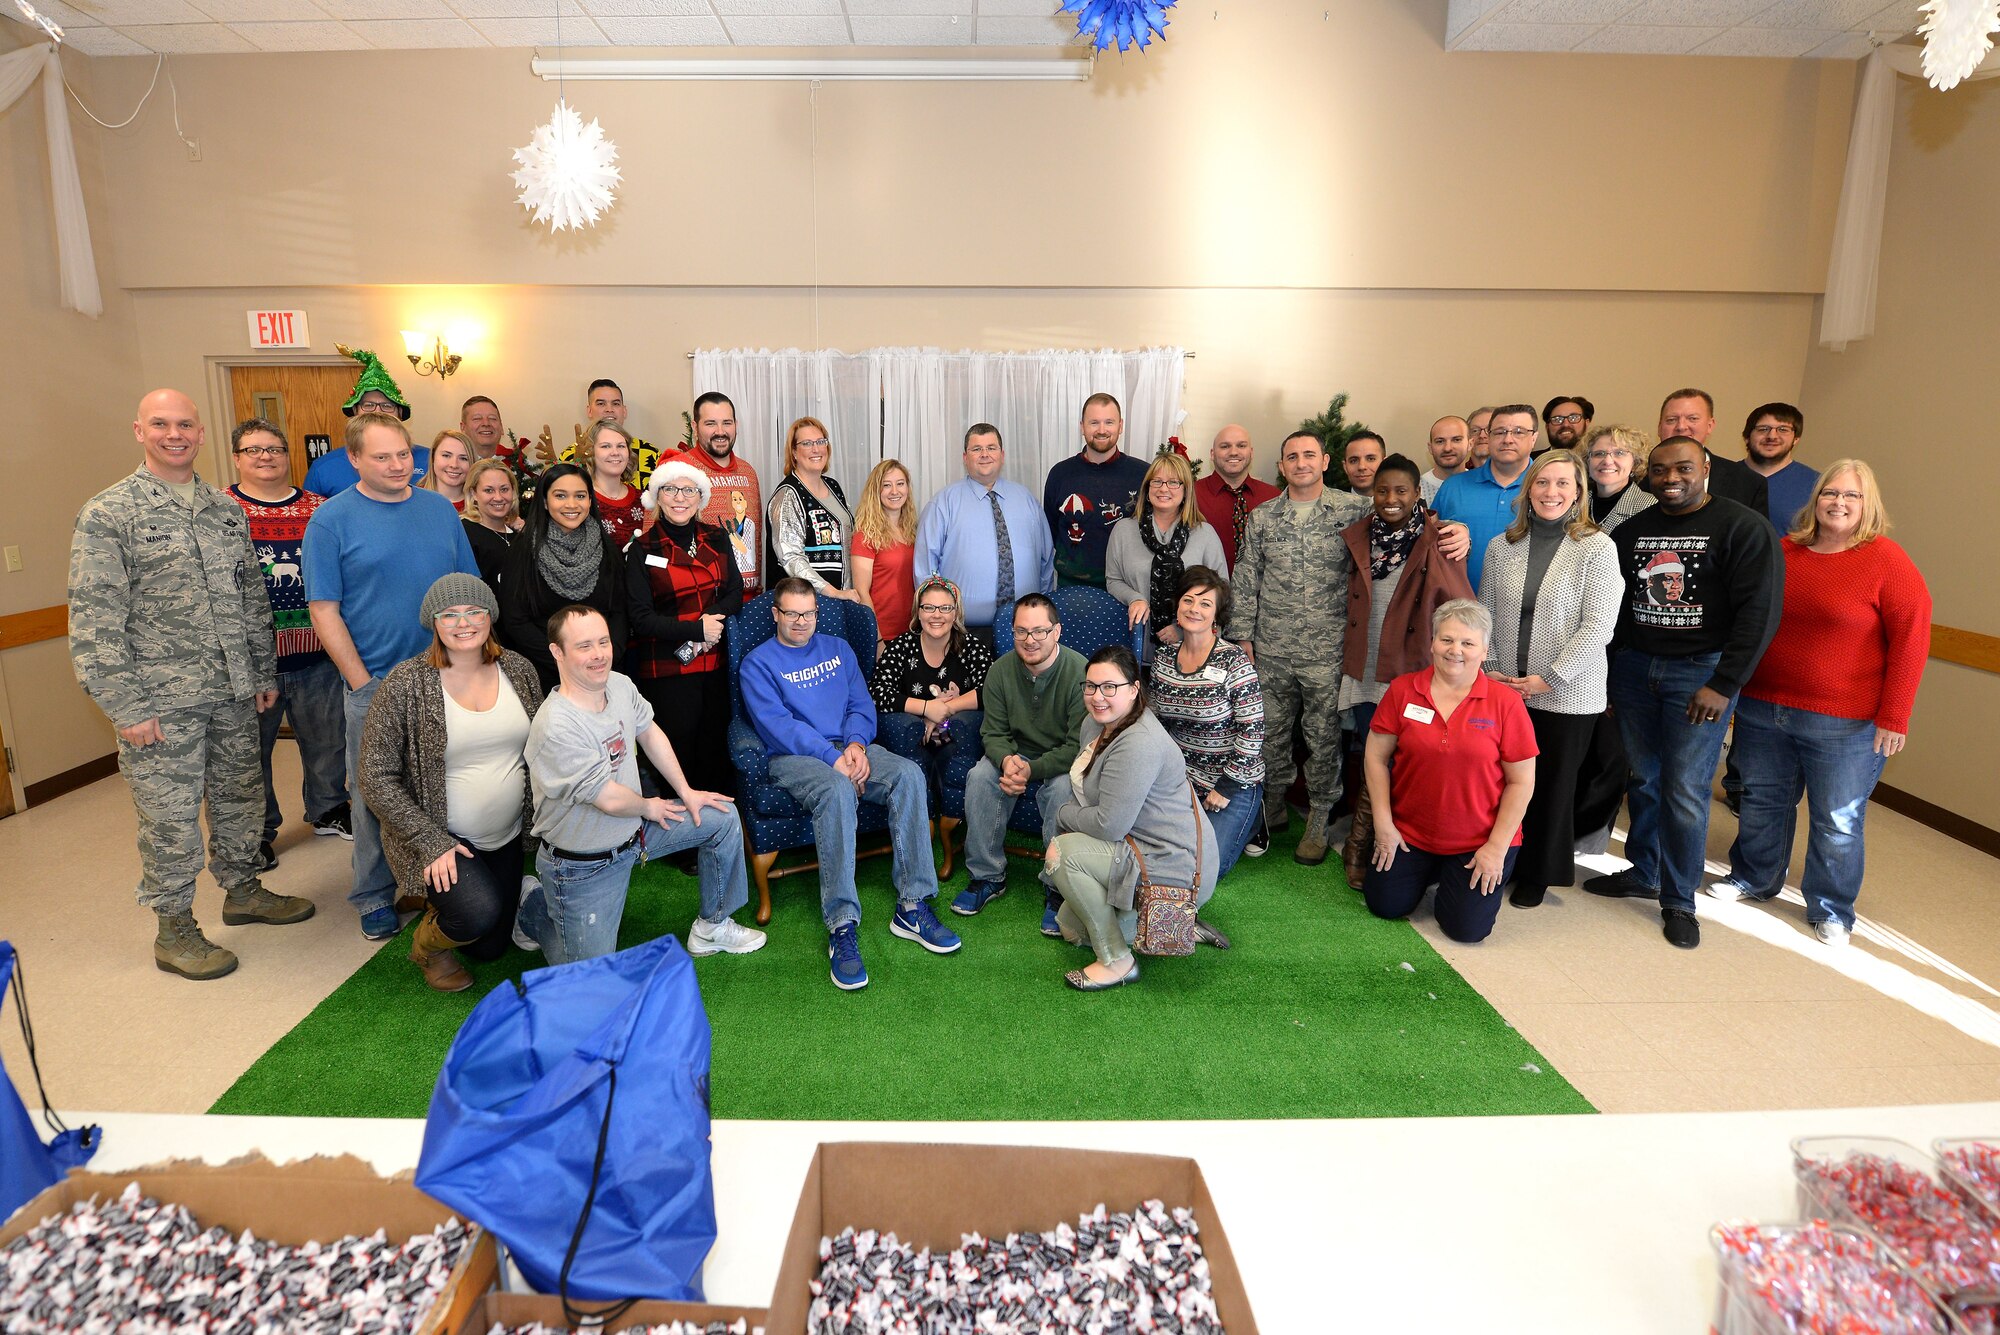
[1060,0,1175,53]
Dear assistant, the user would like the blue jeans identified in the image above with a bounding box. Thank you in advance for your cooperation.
[1208,781,1264,881]
[962,757,1073,887]
[914,708,983,814]
[768,745,939,931]
[258,656,348,842]
[1607,649,1734,914]
[519,810,749,965]
[1725,697,1885,930]
[343,675,395,919]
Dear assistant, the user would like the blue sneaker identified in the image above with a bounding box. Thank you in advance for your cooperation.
[828,923,869,990]
[891,901,962,954]
[950,879,1008,917]
[360,906,400,941]
[1041,890,1064,939]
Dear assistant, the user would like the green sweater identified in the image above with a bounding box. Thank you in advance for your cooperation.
[980,646,1087,780]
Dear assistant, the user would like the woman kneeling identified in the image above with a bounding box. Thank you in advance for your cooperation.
[1364,599,1537,944]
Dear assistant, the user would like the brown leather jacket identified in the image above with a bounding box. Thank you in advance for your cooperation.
[1341,514,1475,685]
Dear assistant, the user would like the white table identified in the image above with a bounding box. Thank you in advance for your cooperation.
[53,1105,2000,1332]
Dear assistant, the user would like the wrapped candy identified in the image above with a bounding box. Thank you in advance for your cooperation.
[486,1324,749,1335]
[1796,1144,2000,1314]
[1712,1220,1959,1335]
[1940,1141,2000,1215]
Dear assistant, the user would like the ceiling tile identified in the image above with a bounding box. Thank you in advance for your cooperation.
[1571,22,1722,51]
[1495,0,1642,22]
[19,0,103,26]
[1691,24,1835,54]
[591,12,725,40]
[850,0,973,13]
[1453,20,1600,49]
[319,0,456,18]
[452,0,587,15]
[192,0,326,18]
[579,0,708,12]
[1861,0,1921,31]
[720,14,851,42]
[1807,30,1876,57]
[67,0,208,22]
[470,14,606,42]
[712,0,841,13]
[849,13,970,43]
[1618,0,1772,23]
[232,18,368,47]
[974,13,1073,43]
[347,16,487,43]
[58,24,153,51]
[119,20,255,48]
[1754,0,1888,26]
[979,0,1070,12]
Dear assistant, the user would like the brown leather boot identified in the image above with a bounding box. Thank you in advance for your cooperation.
[409,910,473,993]
[1342,776,1373,891]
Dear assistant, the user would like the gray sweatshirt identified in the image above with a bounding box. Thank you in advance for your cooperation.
[527,671,653,853]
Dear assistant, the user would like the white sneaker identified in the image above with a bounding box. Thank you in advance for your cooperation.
[511,876,543,952]
[1701,879,1745,902]
[1814,920,1851,948]
[688,916,767,957]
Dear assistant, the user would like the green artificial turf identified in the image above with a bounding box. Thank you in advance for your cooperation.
[211,824,1594,1121]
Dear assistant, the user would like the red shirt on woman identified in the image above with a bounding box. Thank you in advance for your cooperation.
[851,531,915,640]
[596,486,646,548]
[1371,667,1538,854]
[1744,537,1931,733]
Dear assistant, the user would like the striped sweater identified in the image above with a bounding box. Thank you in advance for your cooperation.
[1145,637,1265,796]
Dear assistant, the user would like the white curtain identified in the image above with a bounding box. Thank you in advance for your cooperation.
[1820,51,1898,351]
[0,44,101,319]
[690,348,882,495]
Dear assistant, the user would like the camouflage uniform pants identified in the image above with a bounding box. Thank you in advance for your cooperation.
[1257,653,1344,815]
[117,698,264,914]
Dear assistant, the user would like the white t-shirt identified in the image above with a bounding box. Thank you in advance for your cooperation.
[443,676,531,851]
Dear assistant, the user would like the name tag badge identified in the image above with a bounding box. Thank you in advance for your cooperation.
[1203,664,1229,684]
[1403,703,1436,725]
[645,553,670,568]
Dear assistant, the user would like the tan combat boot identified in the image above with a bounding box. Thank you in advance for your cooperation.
[410,910,474,993]
[1293,808,1331,866]
[154,912,239,981]
[222,884,316,926]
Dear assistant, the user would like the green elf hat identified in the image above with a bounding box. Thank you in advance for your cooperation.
[336,342,412,421]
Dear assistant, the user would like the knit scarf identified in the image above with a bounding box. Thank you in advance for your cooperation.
[537,517,605,601]
[1368,502,1428,582]
[1139,515,1192,633]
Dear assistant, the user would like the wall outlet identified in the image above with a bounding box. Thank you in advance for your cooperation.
[3,546,20,573]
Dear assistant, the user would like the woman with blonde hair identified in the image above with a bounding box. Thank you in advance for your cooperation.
[461,457,523,595]
[582,418,646,548]
[1478,450,1623,908]
[423,430,474,512]
[1105,451,1227,646]
[768,415,859,600]
[1707,460,1931,946]
[851,458,918,649]
[1583,424,1656,532]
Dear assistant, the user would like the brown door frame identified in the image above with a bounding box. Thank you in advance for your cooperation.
[205,354,358,484]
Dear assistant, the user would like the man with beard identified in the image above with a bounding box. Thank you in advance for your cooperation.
[1740,402,1817,531]
[1043,393,1149,589]
[670,391,763,596]
[1541,396,1593,457]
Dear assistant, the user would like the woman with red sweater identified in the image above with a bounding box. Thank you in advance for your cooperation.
[1708,460,1930,946]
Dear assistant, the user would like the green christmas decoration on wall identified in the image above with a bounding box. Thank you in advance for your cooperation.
[1294,392,1371,491]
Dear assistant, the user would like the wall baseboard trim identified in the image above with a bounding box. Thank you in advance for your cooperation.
[23,753,117,808]
[1873,781,2000,861]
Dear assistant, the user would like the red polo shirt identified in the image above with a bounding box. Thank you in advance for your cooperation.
[1194,471,1280,570]
[1370,667,1537,854]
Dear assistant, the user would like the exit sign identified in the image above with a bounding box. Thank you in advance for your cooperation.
[247,309,310,349]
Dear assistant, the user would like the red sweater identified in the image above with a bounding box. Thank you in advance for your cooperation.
[1745,537,1931,732]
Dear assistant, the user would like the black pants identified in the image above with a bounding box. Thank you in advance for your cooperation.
[1365,842,1518,944]
[430,837,525,962]
[1516,710,1598,892]
[636,669,735,797]
[1572,708,1628,842]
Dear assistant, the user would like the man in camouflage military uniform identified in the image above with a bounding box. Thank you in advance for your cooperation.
[1233,429,1371,866]
[69,389,315,981]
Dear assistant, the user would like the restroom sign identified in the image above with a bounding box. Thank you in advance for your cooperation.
[247,309,310,349]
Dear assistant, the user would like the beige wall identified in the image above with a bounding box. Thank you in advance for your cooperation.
[0,30,144,792]
[1800,75,2000,830]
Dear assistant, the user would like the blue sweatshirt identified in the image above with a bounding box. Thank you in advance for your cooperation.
[741,633,877,764]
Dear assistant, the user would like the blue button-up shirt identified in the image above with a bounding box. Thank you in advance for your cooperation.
[914,475,1056,628]
[1433,462,1527,591]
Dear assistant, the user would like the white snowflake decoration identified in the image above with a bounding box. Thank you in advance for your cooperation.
[510,101,621,232]
[1917,0,2000,90]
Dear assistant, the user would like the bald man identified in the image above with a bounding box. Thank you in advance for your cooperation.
[1422,416,1471,504]
[70,390,314,982]
[1192,423,1279,572]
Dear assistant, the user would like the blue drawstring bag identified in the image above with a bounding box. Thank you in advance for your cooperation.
[415,935,716,1320]
[1,941,100,1222]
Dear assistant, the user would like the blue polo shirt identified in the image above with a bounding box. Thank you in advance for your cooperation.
[1432,462,1526,591]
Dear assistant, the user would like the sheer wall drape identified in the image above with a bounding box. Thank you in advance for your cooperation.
[0,44,102,318]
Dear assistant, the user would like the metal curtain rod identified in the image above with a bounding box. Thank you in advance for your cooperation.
[682,351,1196,359]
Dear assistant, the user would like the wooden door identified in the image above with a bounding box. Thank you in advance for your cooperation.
[226,364,360,488]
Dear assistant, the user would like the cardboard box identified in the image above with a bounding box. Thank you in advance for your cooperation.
[464,1292,768,1333]
[0,1155,498,1335]
[765,1143,1257,1333]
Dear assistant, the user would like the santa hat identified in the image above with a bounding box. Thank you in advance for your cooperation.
[643,458,712,512]
[336,343,411,420]
[1643,552,1685,579]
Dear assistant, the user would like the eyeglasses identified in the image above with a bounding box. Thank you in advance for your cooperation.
[1547,413,1584,426]
[1080,680,1134,697]
[658,484,702,499]
[1149,479,1184,490]
[1489,426,1536,440]
[794,438,830,450]
[1818,489,1864,504]
[776,608,817,622]
[917,603,956,615]
[234,445,287,458]
[436,609,490,625]
[1586,449,1629,462]
[1013,625,1057,642]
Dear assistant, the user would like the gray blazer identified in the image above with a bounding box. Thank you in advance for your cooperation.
[1478,529,1622,715]
[1057,710,1220,911]
[1597,483,1656,533]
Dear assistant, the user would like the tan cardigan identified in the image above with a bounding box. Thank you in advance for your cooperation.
[358,649,543,900]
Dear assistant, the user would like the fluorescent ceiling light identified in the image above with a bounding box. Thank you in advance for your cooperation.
[529,56,1094,83]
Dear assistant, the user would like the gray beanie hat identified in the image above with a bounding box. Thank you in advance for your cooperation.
[419,571,500,629]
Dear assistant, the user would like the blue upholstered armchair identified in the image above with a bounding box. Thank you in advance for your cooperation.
[725,590,889,925]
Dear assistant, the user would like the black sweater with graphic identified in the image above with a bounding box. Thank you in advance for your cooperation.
[1611,496,1783,697]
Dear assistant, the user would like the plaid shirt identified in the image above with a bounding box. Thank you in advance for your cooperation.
[625,520,743,680]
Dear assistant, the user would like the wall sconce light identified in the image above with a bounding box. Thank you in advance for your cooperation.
[401,330,463,380]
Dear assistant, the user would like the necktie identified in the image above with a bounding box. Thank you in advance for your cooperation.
[988,488,1015,614]
[1230,484,1249,559]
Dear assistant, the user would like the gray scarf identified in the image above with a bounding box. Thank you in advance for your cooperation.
[536,517,605,601]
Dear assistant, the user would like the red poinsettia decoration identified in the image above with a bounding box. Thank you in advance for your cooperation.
[1155,436,1204,477]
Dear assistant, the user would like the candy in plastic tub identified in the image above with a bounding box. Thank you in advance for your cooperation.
[1792,1136,2000,1312]
[1711,1220,1966,1335]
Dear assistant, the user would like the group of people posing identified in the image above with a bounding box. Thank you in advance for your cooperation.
[68,367,1930,1002]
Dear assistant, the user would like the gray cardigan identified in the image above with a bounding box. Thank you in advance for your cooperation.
[1597,483,1656,533]
[1056,710,1220,911]
[359,649,543,900]
[1478,528,1622,715]
[1105,517,1229,609]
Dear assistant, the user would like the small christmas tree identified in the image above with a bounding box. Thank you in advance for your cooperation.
[1295,393,1371,492]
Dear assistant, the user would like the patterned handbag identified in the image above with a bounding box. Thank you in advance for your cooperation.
[1127,787,1205,958]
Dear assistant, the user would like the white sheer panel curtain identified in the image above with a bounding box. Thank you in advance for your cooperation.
[690,349,881,493]
[0,44,102,318]
[1820,51,1898,351]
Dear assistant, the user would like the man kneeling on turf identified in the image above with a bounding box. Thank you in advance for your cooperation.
[742,577,962,990]
[520,604,765,965]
